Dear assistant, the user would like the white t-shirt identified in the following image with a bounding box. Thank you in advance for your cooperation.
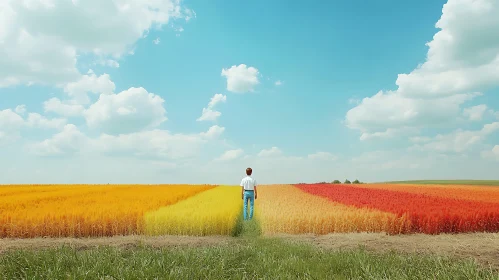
[240,176,257,191]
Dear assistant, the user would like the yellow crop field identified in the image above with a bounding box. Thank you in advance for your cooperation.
[144,186,243,236]
[0,185,214,238]
[1,183,498,239]
[255,185,410,235]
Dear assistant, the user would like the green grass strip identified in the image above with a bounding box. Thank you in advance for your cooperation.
[0,238,497,279]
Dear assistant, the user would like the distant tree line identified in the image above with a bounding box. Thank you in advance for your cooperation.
[333,179,363,184]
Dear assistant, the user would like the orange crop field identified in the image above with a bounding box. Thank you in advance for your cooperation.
[296,183,499,234]
[0,185,214,238]
[0,183,498,238]
[255,185,410,235]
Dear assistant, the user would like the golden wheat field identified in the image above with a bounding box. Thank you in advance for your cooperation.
[144,186,243,236]
[0,184,215,238]
[1,183,498,238]
[254,185,410,235]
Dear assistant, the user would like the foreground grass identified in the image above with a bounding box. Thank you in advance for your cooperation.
[381,180,499,186]
[0,232,497,279]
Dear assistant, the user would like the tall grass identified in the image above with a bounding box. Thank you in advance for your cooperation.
[0,239,496,279]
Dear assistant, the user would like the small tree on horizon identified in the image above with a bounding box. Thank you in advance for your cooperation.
[353,179,360,184]
[332,180,341,184]
[344,179,351,184]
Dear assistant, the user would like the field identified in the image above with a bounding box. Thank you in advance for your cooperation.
[381,180,499,186]
[1,182,498,278]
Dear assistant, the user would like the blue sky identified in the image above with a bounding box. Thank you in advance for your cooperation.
[1,0,499,184]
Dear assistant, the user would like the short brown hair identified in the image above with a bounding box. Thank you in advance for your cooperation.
[246,167,252,175]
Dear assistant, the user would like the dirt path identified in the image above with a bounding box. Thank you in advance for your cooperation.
[1,232,498,270]
[271,232,499,270]
[0,235,233,253]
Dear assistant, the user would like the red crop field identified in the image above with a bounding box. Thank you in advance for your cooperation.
[295,184,499,234]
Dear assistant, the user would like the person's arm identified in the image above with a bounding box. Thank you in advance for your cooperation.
[240,180,244,199]
[254,180,257,199]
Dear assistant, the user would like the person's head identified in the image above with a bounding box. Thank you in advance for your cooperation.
[246,167,252,176]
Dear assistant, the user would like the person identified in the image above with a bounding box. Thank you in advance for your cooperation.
[240,167,257,220]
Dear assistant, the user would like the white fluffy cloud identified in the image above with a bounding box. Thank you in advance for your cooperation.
[95,59,120,68]
[0,109,25,130]
[0,109,25,144]
[410,122,499,153]
[360,128,420,141]
[346,91,477,136]
[0,109,67,143]
[492,145,499,156]
[25,113,66,130]
[345,0,499,139]
[215,149,244,161]
[28,123,225,160]
[64,70,115,105]
[463,104,488,121]
[199,125,225,139]
[221,64,260,93]
[257,147,282,157]
[197,108,221,122]
[0,0,193,87]
[396,0,499,98]
[207,93,226,108]
[42,71,114,117]
[29,124,87,157]
[93,130,204,160]
[83,87,167,134]
[481,145,499,160]
[44,98,85,117]
[197,93,226,121]
[15,105,26,115]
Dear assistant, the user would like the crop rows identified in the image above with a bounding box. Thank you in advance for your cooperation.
[0,185,214,238]
[144,186,243,236]
[295,184,499,234]
[352,183,499,203]
[254,185,410,234]
[1,183,498,238]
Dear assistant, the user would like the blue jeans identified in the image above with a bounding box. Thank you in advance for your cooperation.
[243,190,255,220]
